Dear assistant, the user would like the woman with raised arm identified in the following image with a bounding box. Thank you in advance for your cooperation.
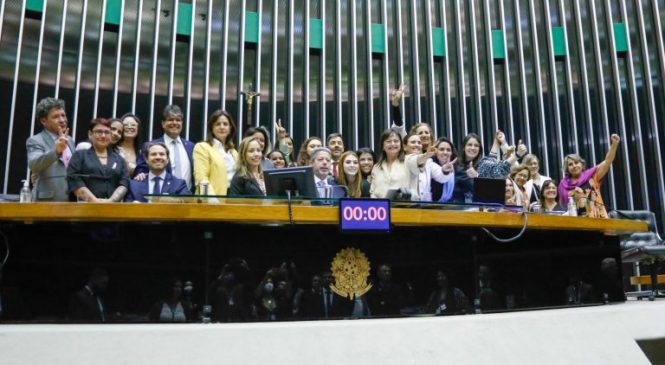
[403,131,455,202]
[370,128,434,200]
[430,137,457,203]
[193,110,238,195]
[558,134,621,218]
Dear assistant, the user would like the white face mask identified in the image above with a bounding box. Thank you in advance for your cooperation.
[264,282,274,293]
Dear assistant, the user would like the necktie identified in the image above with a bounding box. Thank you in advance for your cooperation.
[153,176,162,195]
[332,161,338,177]
[317,180,326,198]
[171,139,181,178]
[61,146,71,168]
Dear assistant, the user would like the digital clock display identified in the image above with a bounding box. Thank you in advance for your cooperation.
[339,198,391,232]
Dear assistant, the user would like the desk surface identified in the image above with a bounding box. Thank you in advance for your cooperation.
[0,201,647,235]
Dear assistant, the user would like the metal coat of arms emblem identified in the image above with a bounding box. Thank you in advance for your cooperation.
[330,247,373,299]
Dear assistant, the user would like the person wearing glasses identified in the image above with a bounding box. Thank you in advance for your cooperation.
[67,118,129,202]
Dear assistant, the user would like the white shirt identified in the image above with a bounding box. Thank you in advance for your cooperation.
[524,174,551,202]
[418,158,454,202]
[370,153,421,200]
[148,171,167,195]
[213,138,237,181]
[164,135,192,189]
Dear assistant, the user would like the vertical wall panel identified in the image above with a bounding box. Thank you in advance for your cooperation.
[0,0,664,228]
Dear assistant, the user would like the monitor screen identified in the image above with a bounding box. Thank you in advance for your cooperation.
[472,177,506,205]
[263,166,318,198]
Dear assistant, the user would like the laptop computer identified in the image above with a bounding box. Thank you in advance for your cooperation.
[472,177,506,205]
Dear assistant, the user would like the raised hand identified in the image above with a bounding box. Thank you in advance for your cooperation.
[442,157,457,174]
[467,161,478,178]
[495,131,506,145]
[516,139,527,158]
[275,118,287,139]
[55,127,69,155]
[390,84,406,106]
[610,134,620,145]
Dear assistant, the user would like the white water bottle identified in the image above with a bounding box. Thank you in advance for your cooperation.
[19,179,31,203]
[567,196,577,217]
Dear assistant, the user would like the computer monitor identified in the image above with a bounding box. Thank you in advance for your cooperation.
[472,177,506,205]
[264,165,318,198]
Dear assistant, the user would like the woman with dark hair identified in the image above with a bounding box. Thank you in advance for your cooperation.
[338,151,369,198]
[193,110,238,195]
[119,113,142,176]
[149,277,193,323]
[431,137,457,203]
[370,128,434,199]
[356,147,375,182]
[67,118,129,202]
[536,179,566,213]
[267,149,287,169]
[403,131,455,202]
[229,137,267,196]
[558,134,620,218]
[296,137,323,166]
[452,133,483,202]
[425,270,471,315]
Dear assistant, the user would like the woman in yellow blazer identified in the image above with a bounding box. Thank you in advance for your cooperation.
[193,110,239,195]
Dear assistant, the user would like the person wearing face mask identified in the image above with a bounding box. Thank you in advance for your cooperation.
[229,137,267,196]
[134,105,195,191]
[337,151,369,197]
[402,131,455,202]
[558,134,620,218]
[193,110,239,196]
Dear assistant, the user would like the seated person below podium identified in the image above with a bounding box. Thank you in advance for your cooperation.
[125,142,189,202]
[310,147,346,199]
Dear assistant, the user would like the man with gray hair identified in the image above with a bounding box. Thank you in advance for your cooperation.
[310,147,346,199]
[26,97,76,201]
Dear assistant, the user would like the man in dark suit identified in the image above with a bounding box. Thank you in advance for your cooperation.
[125,142,189,202]
[68,268,109,323]
[300,272,352,319]
[134,105,195,191]
[26,97,76,201]
[310,147,346,199]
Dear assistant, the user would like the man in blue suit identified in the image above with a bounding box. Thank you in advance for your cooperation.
[134,105,195,191]
[125,142,189,202]
[310,147,346,199]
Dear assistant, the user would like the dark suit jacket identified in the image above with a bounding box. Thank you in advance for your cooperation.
[26,129,76,201]
[134,136,195,182]
[67,148,129,200]
[68,287,105,322]
[318,176,347,199]
[299,289,353,319]
[124,172,189,202]
[229,174,264,196]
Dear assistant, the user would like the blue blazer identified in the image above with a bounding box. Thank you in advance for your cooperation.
[124,172,189,202]
[133,136,195,179]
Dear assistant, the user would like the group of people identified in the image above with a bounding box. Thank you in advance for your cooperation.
[26,94,621,217]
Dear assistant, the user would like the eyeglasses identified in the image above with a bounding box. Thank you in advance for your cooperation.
[92,130,111,136]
